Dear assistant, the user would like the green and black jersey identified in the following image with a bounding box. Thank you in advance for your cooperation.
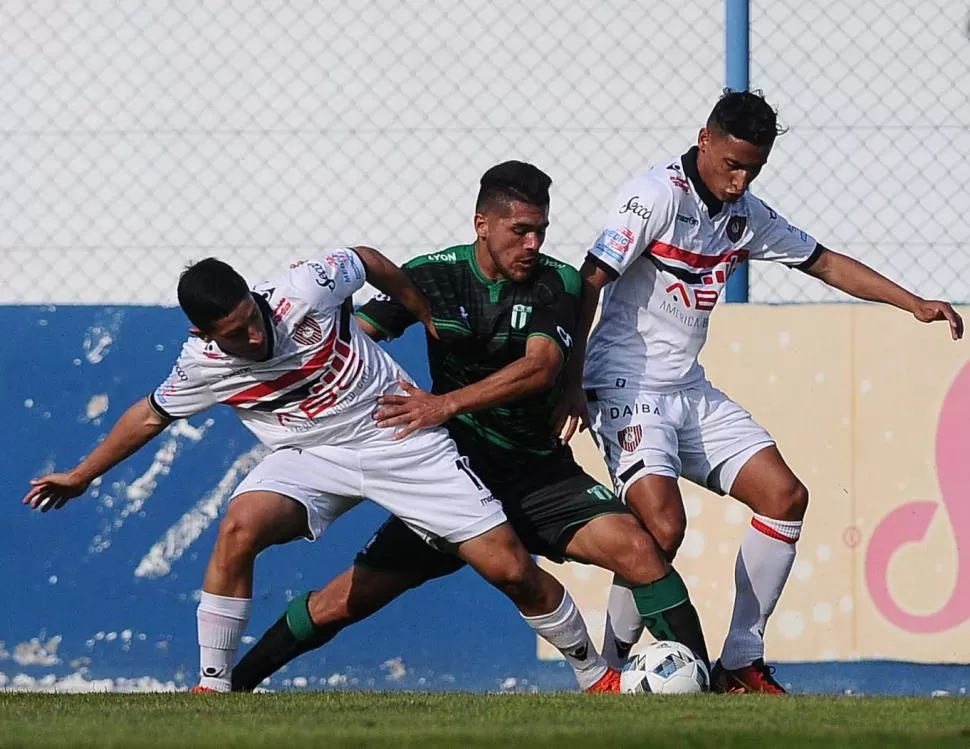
[356,243,581,480]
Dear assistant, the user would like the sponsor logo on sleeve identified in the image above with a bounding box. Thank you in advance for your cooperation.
[618,196,652,220]
[307,261,336,290]
[592,226,636,263]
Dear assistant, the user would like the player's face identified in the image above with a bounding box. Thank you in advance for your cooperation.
[200,295,270,359]
[476,200,549,283]
[697,127,772,203]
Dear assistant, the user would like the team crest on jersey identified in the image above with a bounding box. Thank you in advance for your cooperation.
[617,425,642,452]
[726,215,747,243]
[510,304,533,330]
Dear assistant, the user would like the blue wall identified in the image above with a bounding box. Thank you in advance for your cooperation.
[2,306,569,692]
[4,305,970,695]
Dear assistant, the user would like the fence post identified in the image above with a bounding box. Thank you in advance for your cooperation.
[725,0,750,303]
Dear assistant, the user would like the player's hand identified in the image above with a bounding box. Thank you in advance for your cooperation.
[374,378,456,440]
[913,299,963,340]
[552,382,590,444]
[421,315,440,341]
[23,471,90,513]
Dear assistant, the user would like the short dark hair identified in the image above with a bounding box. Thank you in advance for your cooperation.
[707,89,786,147]
[177,257,251,332]
[476,161,552,214]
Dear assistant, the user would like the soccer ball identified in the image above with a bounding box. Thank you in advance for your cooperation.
[619,640,709,694]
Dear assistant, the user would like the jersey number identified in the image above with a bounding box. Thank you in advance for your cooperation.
[454,456,484,490]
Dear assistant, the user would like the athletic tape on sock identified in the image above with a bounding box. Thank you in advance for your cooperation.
[285,593,315,641]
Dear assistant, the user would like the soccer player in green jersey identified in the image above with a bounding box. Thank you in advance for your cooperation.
[231,161,710,693]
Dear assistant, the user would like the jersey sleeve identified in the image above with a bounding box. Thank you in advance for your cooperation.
[148,342,219,420]
[355,263,420,340]
[289,247,368,311]
[527,265,581,361]
[587,176,675,276]
[746,197,821,268]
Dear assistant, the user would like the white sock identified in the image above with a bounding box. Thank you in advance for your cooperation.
[720,514,801,670]
[602,583,644,670]
[522,592,609,690]
[197,591,252,692]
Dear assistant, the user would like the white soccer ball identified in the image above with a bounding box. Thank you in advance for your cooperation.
[619,640,709,694]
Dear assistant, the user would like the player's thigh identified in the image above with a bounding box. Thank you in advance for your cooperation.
[453,521,535,583]
[586,390,682,501]
[678,382,776,495]
[355,515,467,585]
[729,444,808,521]
[565,510,669,584]
[360,429,507,546]
[220,490,311,552]
[231,446,363,542]
[507,467,629,564]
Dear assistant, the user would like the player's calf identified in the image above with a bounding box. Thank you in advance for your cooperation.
[566,514,710,671]
[197,491,309,692]
[232,564,429,692]
[457,524,611,691]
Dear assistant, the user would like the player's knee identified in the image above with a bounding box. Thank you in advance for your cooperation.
[214,512,263,567]
[763,479,809,521]
[650,515,686,561]
[487,553,542,601]
[611,531,670,584]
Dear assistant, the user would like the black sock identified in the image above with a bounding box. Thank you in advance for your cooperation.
[231,594,336,692]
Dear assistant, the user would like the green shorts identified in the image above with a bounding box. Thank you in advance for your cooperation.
[355,451,628,575]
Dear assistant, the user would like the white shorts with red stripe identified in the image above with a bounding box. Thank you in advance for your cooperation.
[230,427,506,546]
[587,379,775,500]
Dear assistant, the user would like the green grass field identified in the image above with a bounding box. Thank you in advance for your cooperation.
[1,693,969,748]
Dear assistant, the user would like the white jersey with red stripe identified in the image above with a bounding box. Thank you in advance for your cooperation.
[584,148,819,393]
[149,248,410,449]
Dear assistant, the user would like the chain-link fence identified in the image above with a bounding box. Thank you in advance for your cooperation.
[0,0,722,305]
[2,1,967,306]
[749,0,970,303]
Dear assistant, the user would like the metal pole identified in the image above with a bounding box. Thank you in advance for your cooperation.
[724,0,750,303]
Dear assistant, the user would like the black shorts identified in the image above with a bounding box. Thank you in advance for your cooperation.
[355,451,628,577]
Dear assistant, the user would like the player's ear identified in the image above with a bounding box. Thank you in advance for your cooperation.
[473,212,488,241]
[698,127,710,151]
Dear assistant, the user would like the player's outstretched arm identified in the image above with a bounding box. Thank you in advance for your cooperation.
[352,246,437,339]
[803,246,963,340]
[553,259,617,442]
[23,397,172,512]
[374,335,564,440]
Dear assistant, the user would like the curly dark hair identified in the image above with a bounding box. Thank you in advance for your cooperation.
[707,89,787,147]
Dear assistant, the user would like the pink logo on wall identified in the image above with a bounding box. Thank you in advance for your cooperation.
[866,362,970,633]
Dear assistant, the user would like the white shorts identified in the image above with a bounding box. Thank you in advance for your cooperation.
[587,380,775,500]
[230,428,506,545]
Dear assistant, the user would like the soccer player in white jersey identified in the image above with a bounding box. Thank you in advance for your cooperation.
[24,246,614,693]
[559,90,963,693]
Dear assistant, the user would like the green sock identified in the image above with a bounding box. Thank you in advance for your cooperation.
[285,592,316,641]
[632,569,710,667]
